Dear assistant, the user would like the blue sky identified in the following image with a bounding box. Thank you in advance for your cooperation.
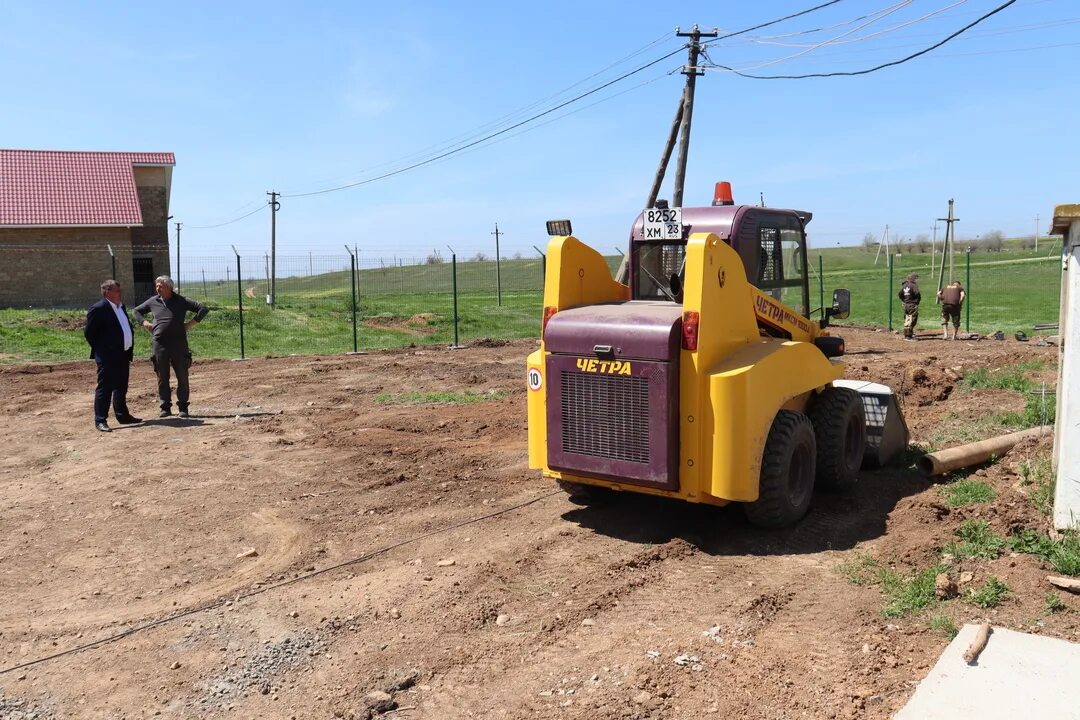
[2,0,1077,260]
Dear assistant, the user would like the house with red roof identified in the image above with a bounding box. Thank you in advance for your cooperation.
[0,149,175,307]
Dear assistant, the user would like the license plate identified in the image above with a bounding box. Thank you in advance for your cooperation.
[643,207,683,240]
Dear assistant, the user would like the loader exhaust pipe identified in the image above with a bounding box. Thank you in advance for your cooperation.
[917,425,1053,476]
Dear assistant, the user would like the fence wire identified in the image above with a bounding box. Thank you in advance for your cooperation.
[0,245,1063,363]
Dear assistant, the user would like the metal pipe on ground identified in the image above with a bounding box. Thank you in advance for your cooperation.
[917,425,1053,476]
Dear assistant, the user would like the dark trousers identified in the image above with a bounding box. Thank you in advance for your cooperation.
[153,343,190,411]
[94,358,131,423]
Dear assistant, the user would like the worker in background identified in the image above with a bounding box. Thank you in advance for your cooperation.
[898,272,921,341]
[132,276,209,418]
[937,280,966,340]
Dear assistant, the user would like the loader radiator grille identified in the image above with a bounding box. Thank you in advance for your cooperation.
[560,371,650,463]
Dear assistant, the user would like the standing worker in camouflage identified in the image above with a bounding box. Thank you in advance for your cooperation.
[132,276,209,418]
[937,280,966,340]
[898,272,921,341]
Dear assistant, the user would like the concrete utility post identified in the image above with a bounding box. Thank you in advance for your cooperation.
[937,200,959,295]
[175,222,183,291]
[1051,204,1080,530]
[267,191,280,307]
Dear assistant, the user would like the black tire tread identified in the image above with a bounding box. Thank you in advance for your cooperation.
[809,387,866,492]
[744,410,816,529]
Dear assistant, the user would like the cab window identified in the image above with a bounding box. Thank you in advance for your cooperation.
[756,217,808,316]
[634,241,686,302]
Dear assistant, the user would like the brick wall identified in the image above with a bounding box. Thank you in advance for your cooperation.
[0,228,166,308]
[0,181,172,308]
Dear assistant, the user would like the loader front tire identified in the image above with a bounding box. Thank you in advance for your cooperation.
[743,410,816,529]
[809,387,866,492]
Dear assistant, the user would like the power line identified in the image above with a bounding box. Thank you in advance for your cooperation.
[709,0,845,42]
[705,0,1017,79]
[186,204,267,230]
[281,1,856,199]
[281,47,687,198]
[280,32,681,195]
[727,0,917,73]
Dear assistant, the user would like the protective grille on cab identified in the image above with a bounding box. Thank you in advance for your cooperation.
[560,371,650,463]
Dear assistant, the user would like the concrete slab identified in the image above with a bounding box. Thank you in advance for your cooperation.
[894,624,1080,719]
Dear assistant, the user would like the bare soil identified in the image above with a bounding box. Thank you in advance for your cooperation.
[0,326,1075,720]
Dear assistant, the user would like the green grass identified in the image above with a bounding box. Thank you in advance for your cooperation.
[1019,451,1056,516]
[939,480,996,508]
[836,553,946,618]
[809,249,1061,333]
[929,614,959,639]
[1046,592,1066,613]
[0,248,1061,363]
[1007,530,1080,577]
[968,577,1010,608]
[880,564,948,618]
[962,361,1047,392]
[943,520,1006,561]
[373,390,511,405]
[925,362,1056,449]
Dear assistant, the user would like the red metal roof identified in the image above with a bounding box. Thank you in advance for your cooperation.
[0,149,175,227]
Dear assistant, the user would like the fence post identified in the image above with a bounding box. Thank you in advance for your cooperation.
[449,246,460,348]
[818,254,824,320]
[345,245,358,353]
[107,244,116,280]
[965,248,971,332]
[232,245,245,359]
[888,253,894,331]
[533,245,546,291]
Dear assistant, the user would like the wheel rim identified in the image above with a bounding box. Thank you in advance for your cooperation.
[787,441,813,506]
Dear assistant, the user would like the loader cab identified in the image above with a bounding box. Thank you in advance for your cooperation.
[629,204,811,317]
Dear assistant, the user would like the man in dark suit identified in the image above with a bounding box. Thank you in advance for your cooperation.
[84,279,142,432]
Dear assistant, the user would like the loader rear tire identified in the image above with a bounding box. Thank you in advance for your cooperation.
[743,410,816,529]
[809,387,866,492]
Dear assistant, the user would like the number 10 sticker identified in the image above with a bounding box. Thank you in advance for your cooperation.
[527,368,543,391]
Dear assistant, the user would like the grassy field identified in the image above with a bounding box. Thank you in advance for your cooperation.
[0,246,1060,363]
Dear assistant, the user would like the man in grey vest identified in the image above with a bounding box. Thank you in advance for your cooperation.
[132,276,209,418]
[937,280,966,340]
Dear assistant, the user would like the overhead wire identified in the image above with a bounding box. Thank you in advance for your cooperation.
[281,1,853,199]
[186,203,267,230]
[748,0,973,49]
[703,0,1018,79]
[727,0,918,72]
[279,32,681,195]
[281,47,688,198]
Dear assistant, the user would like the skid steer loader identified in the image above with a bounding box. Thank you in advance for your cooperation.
[525,183,908,528]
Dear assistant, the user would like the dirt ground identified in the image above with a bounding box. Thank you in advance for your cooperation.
[0,326,1075,720]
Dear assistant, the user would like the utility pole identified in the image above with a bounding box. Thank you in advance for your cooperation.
[937,199,959,294]
[619,24,716,286]
[760,192,765,207]
[492,222,503,306]
[175,221,183,290]
[874,225,890,265]
[1035,214,1040,253]
[267,191,280,307]
[672,25,718,208]
[931,222,938,276]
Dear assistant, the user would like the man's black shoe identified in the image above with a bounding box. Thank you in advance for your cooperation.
[116,414,143,424]
[159,410,172,418]
[178,410,190,419]
[95,422,112,433]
